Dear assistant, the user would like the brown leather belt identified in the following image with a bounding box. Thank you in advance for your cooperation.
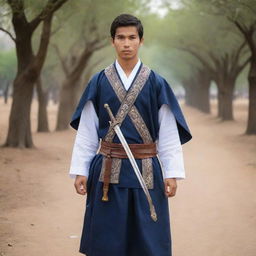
[99,140,157,201]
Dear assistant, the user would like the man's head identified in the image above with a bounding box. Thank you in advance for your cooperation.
[110,14,143,40]
[110,14,144,61]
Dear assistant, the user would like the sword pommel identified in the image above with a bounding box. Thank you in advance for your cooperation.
[104,104,115,123]
[102,187,109,201]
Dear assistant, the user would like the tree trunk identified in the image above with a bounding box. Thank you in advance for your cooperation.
[56,79,79,130]
[184,86,197,107]
[195,71,211,113]
[4,74,34,147]
[217,83,235,120]
[56,49,94,131]
[3,0,68,148]
[36,77,49,132]
[246,58,256,134]
[183,69,211,113]
[4,26,35,147]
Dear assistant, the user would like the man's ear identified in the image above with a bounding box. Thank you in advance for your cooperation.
[140,37,144,46]
[111,37,115,46]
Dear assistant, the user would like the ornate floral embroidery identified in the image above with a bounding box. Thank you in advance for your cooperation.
[142,158,153,189]
[99,157,121,183]
[99,63,154,189]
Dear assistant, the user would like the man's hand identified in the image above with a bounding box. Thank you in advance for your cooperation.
[164,178,177,197]
[74,175,87,195]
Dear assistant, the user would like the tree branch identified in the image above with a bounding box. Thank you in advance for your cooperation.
[230,19,256,53]
[32,14,53,72]
[29,0,69,31]
[7,0,29,28]
[175,46,215,74]
[0,27,16,42]
[52,43,69,75]
[237,56,251,74]
[207,50,221,70]
[240,2,256,16]
[230,40,248,69]
[233,19,249,37]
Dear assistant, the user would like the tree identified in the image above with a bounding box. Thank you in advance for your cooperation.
[0,0,69,148]
[158,7,249,120]
[185,0,256,132]
[210,0,256,133]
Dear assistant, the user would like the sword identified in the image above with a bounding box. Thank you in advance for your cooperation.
[104,103,157,222]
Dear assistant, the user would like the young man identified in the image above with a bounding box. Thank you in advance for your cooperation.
[69,14,192,256]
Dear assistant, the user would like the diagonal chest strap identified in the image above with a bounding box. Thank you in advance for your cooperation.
[104,63,152,143]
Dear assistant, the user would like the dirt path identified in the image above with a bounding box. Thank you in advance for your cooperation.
[0,99,255,256]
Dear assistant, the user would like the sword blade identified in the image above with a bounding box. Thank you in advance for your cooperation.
[113,125,157,222]
[103,103,157,221]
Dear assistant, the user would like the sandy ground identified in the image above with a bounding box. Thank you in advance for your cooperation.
[0,98,255,256]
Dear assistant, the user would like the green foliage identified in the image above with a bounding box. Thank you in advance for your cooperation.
[198,0,256,27]
[150,2,250,88]
[2,0,251,92]
[0,49,16,80]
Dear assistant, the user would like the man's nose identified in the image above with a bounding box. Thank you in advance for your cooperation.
[124,38,130,47]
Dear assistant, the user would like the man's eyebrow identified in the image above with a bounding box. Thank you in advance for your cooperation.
[115,34,137,37]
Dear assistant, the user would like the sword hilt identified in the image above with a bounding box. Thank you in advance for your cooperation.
[104,103,120,127]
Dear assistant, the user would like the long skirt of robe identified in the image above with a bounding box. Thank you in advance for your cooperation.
[79,154,172,256]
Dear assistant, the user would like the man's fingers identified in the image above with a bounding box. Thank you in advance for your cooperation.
[168,186,176,197]
[164,179,177,197]
[74,182,85,195]
[166,186,176,197]
[74,177,87,195]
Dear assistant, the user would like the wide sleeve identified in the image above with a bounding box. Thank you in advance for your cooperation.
[157,76,192,144]
[69,101,99,179]
[70,72,100,130]
[157,104,185,179]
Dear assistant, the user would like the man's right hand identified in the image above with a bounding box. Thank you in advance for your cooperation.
[74,175,88,195]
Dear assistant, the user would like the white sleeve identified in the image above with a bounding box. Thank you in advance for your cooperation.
[69,100,99,179]
[157,104,186,179]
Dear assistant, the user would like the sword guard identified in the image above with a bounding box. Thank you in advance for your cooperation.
[108,120,120,130]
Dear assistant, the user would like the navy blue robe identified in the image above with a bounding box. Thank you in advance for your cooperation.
[70,62,192,256]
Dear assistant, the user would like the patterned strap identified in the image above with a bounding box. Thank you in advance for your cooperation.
[104,63,152,143]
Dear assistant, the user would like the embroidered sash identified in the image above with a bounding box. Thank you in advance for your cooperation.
[99,63,154,189]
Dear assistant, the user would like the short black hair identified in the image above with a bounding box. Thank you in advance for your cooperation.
[110,14,143,40]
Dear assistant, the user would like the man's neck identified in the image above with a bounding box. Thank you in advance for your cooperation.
[116,57,139,77]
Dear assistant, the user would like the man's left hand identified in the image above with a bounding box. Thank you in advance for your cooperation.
[164,178,177,197]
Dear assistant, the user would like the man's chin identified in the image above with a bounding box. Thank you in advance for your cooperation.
[119,55,135,61]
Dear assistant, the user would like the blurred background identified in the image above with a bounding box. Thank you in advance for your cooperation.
[0,0,255,256]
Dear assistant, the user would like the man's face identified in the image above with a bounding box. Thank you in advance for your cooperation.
[112,26,143,60]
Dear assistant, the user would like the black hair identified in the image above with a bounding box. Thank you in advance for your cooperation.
[110,13,143,40]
